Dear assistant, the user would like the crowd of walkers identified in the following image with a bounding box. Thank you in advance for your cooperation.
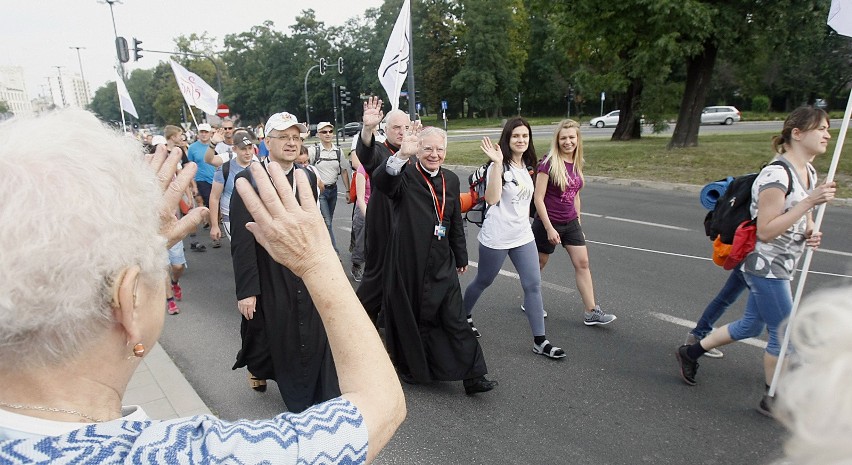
[0,102,845,464]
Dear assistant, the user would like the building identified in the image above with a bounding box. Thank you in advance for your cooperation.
[0,66,33,116]
[47,70,90,109]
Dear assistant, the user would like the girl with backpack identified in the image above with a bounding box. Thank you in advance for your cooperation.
[463,117,566,359]
[675,106,836,416]
[532,119,616,327]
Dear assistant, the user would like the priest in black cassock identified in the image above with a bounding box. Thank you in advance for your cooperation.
[354,106,409,326]
[229,111,340,412]
[358,103,497,395]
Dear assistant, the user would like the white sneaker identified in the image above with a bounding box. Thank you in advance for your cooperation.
[520,304,547,318]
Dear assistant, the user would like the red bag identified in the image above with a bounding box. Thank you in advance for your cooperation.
[723,220,757,270]
[348,172,358,204]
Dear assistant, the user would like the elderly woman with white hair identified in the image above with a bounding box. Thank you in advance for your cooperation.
[0,110,404,463]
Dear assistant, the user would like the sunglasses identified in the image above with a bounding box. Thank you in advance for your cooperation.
[318,130,333,134]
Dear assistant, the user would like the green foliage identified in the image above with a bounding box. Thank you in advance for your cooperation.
[0,100,10,114]
[88,81,121,122]
[751,95,770,113]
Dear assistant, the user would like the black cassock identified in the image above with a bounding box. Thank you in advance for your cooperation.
[371,156,489,383]
[229,164,340,413]
[354,137,398,323]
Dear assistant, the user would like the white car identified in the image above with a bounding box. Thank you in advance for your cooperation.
[701,106,741,125]
[589,110,620,128]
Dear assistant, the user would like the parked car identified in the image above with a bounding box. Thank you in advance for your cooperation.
[701,106,741,125]
[337,122,363,137]
[589,110,620,128]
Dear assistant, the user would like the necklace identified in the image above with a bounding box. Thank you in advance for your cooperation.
[0,400,105,423]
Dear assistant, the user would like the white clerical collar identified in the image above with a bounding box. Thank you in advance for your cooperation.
[419,162,439,177]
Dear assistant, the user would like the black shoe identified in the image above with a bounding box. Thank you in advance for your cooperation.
[676,345,699,386]
[467,316,481,338]
[190,242,207,252]
[757,394,775,418]
[463,376,497,395]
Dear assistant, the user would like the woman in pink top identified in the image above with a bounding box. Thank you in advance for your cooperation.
[350,164,371,282]
[532,119,616,326]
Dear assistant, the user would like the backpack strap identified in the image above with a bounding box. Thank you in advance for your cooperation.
[222,159,231,185]
[768,160,794,197]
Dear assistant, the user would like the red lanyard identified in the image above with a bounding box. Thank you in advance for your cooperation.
[416,163,446,224]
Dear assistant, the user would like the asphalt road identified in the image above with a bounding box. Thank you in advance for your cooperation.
[446,119,848,143]
[159,173,851,465]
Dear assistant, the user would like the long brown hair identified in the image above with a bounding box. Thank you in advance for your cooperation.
[772,106,829,154]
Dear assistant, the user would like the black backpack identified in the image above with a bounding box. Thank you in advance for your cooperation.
[704,161,793,244]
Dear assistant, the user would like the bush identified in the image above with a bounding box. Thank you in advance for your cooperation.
[751,95,770,113]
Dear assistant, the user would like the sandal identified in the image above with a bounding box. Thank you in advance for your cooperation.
[248,372,267,392]
[533,340,566,359]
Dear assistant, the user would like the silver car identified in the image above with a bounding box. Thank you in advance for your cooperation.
[701,106,741,125]
[589,110,621,128]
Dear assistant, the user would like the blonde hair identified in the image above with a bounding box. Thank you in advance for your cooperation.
[543,119,584,191]
[0,110,166,369]
[164,124,182,141]
[775,286,852,465]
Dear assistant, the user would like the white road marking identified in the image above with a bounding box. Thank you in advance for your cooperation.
[600,216,691,231]
[818,248,852,257]
[649,312,767,349]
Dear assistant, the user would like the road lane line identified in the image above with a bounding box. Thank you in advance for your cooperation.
[467,260,576,294]
[649,312,767,349]
[600,216,691,231]
[818,248,852,257]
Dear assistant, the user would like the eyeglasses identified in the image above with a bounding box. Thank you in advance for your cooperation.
[318,130,333,134]
[223,127,234,130]
[267,134,302,143]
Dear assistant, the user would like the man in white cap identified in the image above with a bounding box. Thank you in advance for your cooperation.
[209,129,256,246]
[309,122,350,253]
[229,111,340,412]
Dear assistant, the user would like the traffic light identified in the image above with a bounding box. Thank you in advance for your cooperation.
[115,37,129,63]
[339,86,352,107]
[338,57,344,74]
[132,38,143,61]
[319,58,327,75]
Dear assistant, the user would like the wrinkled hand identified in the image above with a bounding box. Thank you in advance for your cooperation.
[805,230,822,249]
[807,181,836,208]
[457,265,468,275]
[238,296,256,320]
[234,163,337,277]
[362,96,384,129]
[398,120,422,159]
[480,137,502,164]
[145,148,208,248]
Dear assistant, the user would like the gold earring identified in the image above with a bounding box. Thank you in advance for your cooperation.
[132,343,145,357]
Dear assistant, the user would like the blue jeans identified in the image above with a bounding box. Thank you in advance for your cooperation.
[728,273,793,356]
[318,183,338,252]
[690,268,747,339]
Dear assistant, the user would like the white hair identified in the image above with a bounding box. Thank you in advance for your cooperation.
[776,285,852,465]
[0,110,167,369]
[384,109,408,126]
[419,126,447,149]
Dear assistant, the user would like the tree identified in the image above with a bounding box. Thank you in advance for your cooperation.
[88,82,121,122]
[0,100,10,115]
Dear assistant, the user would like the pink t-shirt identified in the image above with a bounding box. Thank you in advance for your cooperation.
[537,157,583,223]
[356,165,371,204]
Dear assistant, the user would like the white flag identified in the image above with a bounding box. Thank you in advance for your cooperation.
[828,0,851,37]
[115,69,138,119]
[377,0,411,110]
[169,59,219,115]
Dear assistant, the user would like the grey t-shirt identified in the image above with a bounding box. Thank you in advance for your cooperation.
[741,156,816,280]
[310,144,350,186]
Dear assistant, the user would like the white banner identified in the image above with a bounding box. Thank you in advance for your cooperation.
[377,0,411,110]
[169,59,219,115]
[115,69,138,119]
[828,0,851,37]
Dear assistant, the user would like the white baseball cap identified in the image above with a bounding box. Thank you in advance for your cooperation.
[316,121,333,131]
[151,135,167,146]
[197,123,212,132]
[265,112,308,134]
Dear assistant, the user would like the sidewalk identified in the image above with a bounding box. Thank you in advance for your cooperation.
[122,343,212,419]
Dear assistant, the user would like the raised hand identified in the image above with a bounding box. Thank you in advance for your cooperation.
[362,96,385,130]
[398,120,422,159]
[146,148,208,248]
[234,163,338,277]
[480,137,503,164]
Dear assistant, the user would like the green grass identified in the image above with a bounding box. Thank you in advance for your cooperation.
[446,130,852,198]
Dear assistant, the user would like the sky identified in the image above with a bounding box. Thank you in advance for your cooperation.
[0,0,385,99]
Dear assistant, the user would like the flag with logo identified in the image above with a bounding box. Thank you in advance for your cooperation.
[377,0,411,110]
[114,69,138,119]
[168,59,219,115]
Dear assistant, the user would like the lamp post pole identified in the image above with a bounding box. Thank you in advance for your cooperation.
[303,64,319,127]
[101,0,125,78]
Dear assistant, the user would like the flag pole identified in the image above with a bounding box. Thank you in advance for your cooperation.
[768,83,851,397]
[186,104,200,129]
[405,0,416,119]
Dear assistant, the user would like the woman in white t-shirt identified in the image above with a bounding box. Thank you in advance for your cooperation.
[676,106,836,416]
[463,117,565,359]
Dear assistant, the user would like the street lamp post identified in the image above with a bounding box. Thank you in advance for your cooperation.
[101,0,124,77]
[303,64,319,127]
[53,66,67,107]
[70,46,90,105]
